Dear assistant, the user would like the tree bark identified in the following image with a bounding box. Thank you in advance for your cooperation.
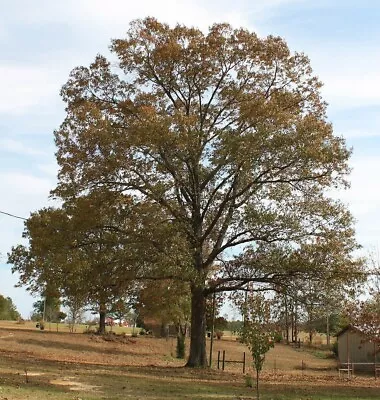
[160,323,169,338]
[256,369,260,400]
[326,313,330,346]
[186,286,208,367]
[98,306,106,335]
[294,302,298,342]
[284,294,289,344]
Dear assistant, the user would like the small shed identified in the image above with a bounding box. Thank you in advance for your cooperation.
[337,326,380,372]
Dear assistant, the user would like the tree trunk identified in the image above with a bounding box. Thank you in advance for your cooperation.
[256,369,260,400]
[160,323,169,338]
[99,307,106,335]
[326,314,330,346]
[186,286,208,367]
[284,294,289,344]
[291,311,294,342]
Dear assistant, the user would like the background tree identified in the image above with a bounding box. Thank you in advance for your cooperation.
[137,280,191,358]
[8,191,143,334]
[214,316,228,331]
[109,296,135,326]
[63,292,87,332]
[31,286,61,322]
[311,312,348,340]
[346,293,380,341]
[137,280,191,337]
[0,295,21,321]
[205,291,227,336]
[345,292,380,365]
[272,289,292,343]
[367,249,380,296]
[227,319,243,335]
[294,279,343,345]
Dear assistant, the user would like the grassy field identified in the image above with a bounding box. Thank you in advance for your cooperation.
[0,321,378,400]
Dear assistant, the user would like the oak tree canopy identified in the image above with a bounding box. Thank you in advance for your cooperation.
[11,18,362,367]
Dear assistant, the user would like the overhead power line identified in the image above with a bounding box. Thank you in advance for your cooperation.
[0,210,27,221]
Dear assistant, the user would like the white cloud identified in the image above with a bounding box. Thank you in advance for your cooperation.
[331,155,380,249]
[0,138,47,156]
[0,65,62,115]
[0,171,55,241]
[305,46,380,109]
[37,161,58,179]
[0,171,52,197]
[322,75,380,109]
[342,129,378,140]
[4,0,303,29]
[342,156,380,215]
[76,0,249,31]
[0,171,56,254]
[0,1,309,117]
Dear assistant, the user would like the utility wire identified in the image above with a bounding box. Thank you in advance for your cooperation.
[0,210,27,221]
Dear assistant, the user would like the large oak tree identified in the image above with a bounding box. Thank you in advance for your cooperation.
[50,18,360,366]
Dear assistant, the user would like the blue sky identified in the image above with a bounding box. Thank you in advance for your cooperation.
[1,0,380,318]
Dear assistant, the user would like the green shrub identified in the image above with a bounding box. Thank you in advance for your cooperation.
[244,374,254,387]
[176,335,185,359]
[331,341,338,357]
[273,331,282,343]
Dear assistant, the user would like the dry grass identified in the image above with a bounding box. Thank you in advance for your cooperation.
[210,338,337,376]
[0,321,378,400]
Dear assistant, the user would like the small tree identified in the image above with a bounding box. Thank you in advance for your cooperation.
[0,295,21,320]
[64,293,87,333]
[176,334,186,359]
[110,298,131,326]
[239,293,274,400]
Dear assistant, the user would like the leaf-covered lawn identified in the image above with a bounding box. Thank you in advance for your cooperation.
[0,323,378,399]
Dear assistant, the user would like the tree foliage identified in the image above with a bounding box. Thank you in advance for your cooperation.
[239,293,275,400]
[8,191,137,332]
[137,280,191,335]
[0,295,20,321]
[346,293,380,342]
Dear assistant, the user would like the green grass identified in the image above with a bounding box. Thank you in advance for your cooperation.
[0,358,378,400]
